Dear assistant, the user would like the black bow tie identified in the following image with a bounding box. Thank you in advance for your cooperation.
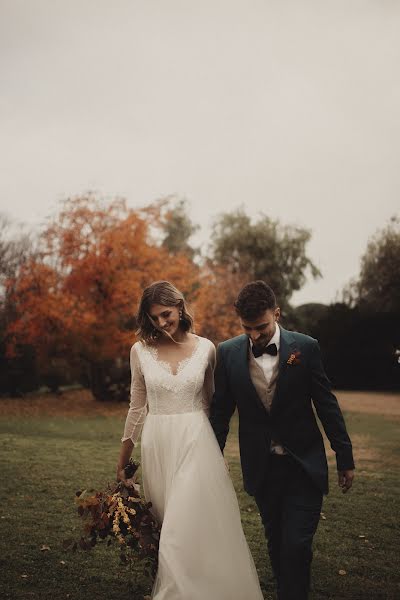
[252,343,278,359]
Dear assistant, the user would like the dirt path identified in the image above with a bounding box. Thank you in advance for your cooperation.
[336,390,400,418]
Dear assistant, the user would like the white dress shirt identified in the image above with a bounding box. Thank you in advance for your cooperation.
[250,324,281,384]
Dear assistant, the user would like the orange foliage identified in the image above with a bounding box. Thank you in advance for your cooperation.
[7,195,197,366]
[193,264,245,344]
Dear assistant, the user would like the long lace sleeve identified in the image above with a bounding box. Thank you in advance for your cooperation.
[120,344,148,445]
[202,342,217,416]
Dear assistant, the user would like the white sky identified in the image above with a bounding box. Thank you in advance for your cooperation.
[1,0,399,306]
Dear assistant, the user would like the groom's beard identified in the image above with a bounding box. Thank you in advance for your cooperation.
[249,326,276,350]
[249,335,270,349]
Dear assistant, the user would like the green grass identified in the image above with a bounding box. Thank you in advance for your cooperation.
[0,408,399,600]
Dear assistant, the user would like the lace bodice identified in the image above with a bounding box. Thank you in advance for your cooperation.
[121,336,216,445]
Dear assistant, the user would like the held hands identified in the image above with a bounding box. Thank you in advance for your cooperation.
[338,469,355,493]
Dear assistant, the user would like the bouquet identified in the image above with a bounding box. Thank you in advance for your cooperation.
[63,460,160,579]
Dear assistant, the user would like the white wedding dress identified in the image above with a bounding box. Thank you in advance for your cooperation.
[121,335,264,600]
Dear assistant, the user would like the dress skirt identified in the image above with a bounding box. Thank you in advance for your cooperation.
[141,410,264,600]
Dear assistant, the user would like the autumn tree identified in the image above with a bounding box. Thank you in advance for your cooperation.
[210,209,321,311]
[192,266,246,344]
[6,195,197,399]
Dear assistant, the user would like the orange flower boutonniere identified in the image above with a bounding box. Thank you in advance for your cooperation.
[287,350,301,366]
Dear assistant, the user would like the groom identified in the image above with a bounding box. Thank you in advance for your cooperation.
[210,281,355,600]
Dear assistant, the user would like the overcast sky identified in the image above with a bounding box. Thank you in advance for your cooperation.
[1,0,399,306]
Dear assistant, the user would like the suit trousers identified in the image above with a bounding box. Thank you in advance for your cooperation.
[254,454,323,600]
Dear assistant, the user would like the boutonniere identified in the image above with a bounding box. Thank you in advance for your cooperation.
[287,350,301,366]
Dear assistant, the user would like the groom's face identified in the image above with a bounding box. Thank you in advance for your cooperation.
[240,308,280,347]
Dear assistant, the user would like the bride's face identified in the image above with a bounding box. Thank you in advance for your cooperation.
[148,303,181,337]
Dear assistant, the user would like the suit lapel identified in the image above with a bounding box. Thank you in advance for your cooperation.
[231,335,269,414]
[270,326,298,414]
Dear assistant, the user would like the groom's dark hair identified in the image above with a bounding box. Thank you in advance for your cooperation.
[234,280,277,320]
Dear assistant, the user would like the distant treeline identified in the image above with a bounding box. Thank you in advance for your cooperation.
[292,303,399,391]
[1,196,398,398]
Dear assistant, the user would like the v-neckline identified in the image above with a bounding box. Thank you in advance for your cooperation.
[146,335,201,377]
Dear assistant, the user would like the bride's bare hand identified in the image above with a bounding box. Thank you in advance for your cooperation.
[117,467,128,483]
[117,466,139,488]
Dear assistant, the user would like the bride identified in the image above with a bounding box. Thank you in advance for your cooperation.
[117,280,264,600]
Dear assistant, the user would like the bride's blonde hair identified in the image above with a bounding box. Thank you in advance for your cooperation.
[136,281,194,343]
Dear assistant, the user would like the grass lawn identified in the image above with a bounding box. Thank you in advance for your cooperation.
[0,390,399,600]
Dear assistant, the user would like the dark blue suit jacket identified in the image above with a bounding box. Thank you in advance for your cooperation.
[209,327,355,496]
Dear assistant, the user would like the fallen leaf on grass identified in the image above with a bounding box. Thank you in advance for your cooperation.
[338,570,347,576]
[358,534,366,538]
[21,574,28,579]
[40,545,51,551]
[60,560,66,565]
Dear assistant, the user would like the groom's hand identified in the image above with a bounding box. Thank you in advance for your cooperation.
[338,469,355,493]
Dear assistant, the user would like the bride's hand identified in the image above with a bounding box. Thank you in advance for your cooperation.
[117,466,128,484]
[117,466,138,486]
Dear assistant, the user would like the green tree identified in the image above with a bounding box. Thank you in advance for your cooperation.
[0,214,32,287]
[290,302,330,335]
[0,214,37,395]
[161,197,199,259]
[344,216,400,313]
[210,209,321,309]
